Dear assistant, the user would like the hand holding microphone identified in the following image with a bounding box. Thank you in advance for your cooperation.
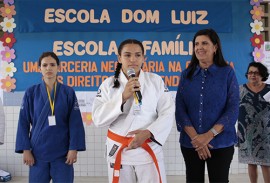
[127,68,142,104]
[122,68,142,105]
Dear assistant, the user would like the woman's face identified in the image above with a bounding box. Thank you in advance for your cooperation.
[194,35,217,67]
[40,56,59,80]
[118,43,146,77]
[247,66,263,84]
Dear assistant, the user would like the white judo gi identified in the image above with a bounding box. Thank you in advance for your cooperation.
[92,70,175,183]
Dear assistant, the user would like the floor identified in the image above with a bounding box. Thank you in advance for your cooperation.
[10,174,264,183]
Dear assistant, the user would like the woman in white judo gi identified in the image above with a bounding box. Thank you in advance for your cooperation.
[15,52,86,183]
[92,39,175,183]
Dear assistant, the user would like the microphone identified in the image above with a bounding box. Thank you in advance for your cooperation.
[127,68,142,104]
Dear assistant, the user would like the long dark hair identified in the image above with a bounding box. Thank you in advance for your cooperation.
[38,52,60,66]
[187,28,228,79]
[113,39,144,88]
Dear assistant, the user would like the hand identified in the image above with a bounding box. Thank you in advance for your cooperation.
[122,77,141,103]
[191,132,213,151]
[23,150,35,166]
[191,132,214,160]
[65,150,78,165]
[197,146,212,160]
[126,130,151,150]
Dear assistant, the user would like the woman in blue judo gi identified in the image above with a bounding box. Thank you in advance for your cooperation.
[15,52,86,183]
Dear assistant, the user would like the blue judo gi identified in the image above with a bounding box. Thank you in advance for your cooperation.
[15,81,86,183]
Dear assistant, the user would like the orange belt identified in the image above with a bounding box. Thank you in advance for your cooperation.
[107,130,162,183]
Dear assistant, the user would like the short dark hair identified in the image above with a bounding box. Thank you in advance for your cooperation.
[245,62,269,81]
[38,52,60,66]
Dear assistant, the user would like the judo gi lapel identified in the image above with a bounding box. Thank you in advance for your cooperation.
[138,70,145,97]
[30,81,58,150]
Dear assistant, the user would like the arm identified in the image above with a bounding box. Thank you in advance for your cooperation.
[92,79,124,128]
[92,75,142,127]
[175,72,194,132]
[15,90,35,165]
[146,77,175,146]
[15,91,32,153]
[214,69,239,130]
[68,89,86,152]
[127,77,175,149]
[66,89,86,165]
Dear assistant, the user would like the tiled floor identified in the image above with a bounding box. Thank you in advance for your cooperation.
[10,174,263,183]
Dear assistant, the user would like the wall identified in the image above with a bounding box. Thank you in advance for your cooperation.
[0,95,248,177]
[0,0,253,178]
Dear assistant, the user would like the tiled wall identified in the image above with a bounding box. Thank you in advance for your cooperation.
[0,93,248,177]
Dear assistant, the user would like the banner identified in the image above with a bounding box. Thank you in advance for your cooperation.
[16,1,232,33]
[12,0,252,91]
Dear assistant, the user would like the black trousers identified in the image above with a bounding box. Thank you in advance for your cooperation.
[181,145,234,183]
